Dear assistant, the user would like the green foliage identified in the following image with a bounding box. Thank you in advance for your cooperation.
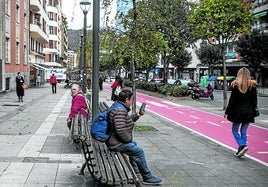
[158,85,172,96]
[172,85,189,97]
[100,0,196,83]
[188,0,253,44]
[235,31,268,69]
[196,43,222,65]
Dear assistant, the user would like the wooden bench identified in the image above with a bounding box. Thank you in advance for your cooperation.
[70,101,143,187]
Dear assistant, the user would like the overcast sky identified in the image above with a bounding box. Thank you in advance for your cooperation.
[62,0,116,30]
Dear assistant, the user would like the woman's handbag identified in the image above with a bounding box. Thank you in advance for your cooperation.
[254,107,260,117]
[22,84,29,89]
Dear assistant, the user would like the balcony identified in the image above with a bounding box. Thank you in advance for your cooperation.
[252,2,268,14]
[30,0,42,12]
[30,22,49,44]
[252,22,268,34]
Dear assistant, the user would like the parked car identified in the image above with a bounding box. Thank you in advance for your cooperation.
[167,79,190,85]
[150,78,164,84]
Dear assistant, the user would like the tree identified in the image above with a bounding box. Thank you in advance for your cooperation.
[196,43,222,75]
[235,31,268,86]
[139,0,196,83]
[188,0,253,109]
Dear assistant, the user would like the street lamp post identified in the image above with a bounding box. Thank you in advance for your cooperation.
[80,0,91,94]
[79,35,83,85]
[91,0,100,120]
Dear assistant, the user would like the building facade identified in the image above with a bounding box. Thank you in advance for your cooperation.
[3,0,29,92]
[0,0,68,91]
[43,0,62,68]
[29,0,49,86]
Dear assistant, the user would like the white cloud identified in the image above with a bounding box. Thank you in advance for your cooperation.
[62,0,117,30]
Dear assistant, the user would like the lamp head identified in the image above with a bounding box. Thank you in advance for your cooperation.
[80,0,91,13]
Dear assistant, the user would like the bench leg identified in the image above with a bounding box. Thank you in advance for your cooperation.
[79,162,86,175]
[80,141,95,177]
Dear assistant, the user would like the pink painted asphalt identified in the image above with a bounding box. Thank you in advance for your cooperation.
[105,84,268,165]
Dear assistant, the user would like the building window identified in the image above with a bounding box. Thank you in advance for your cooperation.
[49,26,53,34]
[49,12,53,20]
[16,4,19,23]
[16,42,19,64]
[5,37,10,63]
[49,40,53,48]
[30,37,34,51]
[24,45,27,64]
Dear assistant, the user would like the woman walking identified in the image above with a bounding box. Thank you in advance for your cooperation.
[16,72,25,102]
[225,67,259,159]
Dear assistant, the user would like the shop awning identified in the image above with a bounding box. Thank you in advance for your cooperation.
[253,11,267,19]
[30,63,47,70]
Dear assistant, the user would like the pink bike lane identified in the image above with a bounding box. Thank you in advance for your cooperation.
[104,84,268,166]
[136,92,268,166]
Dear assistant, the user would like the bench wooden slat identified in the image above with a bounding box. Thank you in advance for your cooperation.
[94,140,111,184]
[100,143,122,185]
[111,151,128,184]
[117,152,135,183]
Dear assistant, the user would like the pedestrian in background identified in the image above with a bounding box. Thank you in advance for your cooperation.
[15,72,24,102]
[49,73,57,94]
[111,75,123,101]
[107,89,162,185]
[225,67,258,159]
[67,84,88,129]
[99,73,104,91]
[37,74,41,87]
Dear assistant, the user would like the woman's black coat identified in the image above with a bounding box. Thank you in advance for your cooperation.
[225,86,257,123]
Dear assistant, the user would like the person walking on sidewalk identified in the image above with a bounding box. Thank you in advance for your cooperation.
[49,74,57,94]
[225,67,258,159]
[15,72,24,102]
[107,89,162,185]
[36,74,41,87]
[111,75,123,101]
[67,84,88,129]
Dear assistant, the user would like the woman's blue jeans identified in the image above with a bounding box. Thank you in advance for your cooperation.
[114,141,152,179]
[232,123,249,147]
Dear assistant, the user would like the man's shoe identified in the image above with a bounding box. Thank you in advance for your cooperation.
[234,147,241,157]
[238,146,248,157]
[143,175,162,185]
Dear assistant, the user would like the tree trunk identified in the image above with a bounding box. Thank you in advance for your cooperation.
[222,47,228,110]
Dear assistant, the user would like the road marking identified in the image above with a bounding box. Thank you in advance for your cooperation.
[185,121,198,125]
[207,121,221,126]
[258,152,268,154]
[176,111,184,114]
[162,100,183,107]
[146,100,170,108]
[264,141,268,144]
[190,115,199,119]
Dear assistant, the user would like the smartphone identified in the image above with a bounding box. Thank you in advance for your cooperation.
[140,103,146,112]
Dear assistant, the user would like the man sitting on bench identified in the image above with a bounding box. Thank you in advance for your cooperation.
[106,89,162,185]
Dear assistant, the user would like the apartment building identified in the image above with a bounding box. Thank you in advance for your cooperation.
[252,0,268,34]
[29,0,49,86]
[43,0,63,68]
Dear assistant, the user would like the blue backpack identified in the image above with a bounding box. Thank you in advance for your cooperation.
[91,103,125,142]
